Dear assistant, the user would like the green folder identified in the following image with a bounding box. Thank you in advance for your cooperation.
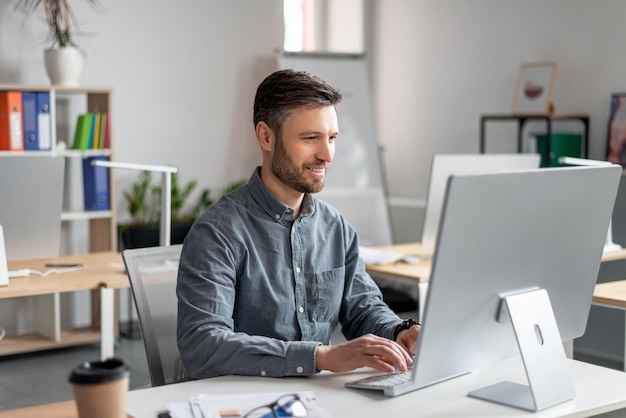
[534,133,583,167]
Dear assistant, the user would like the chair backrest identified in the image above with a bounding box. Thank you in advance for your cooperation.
[122,244,184,386]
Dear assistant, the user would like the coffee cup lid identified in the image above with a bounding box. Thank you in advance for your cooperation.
[68,358,130,385]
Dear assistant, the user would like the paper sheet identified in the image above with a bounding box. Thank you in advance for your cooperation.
[359,246,420,265]
[167,390,333,418]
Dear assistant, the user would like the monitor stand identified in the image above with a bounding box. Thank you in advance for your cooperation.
[468,288,575,411]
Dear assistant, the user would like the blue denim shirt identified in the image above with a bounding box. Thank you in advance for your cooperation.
[176,167,402,379]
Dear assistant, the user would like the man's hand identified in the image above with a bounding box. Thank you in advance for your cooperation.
[316,334,413,374]
[396,324,420,357]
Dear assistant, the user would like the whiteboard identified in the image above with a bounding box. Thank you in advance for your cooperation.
[276,52,393,245]
[277,51,383,188]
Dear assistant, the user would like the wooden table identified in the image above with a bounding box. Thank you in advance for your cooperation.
[0,400,77,418]
[593,280,626,309]
[0,400,134,418]
[367,242,626,321]
[1,252,128,359]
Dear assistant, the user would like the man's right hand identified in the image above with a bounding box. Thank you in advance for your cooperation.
[315,334,412,374]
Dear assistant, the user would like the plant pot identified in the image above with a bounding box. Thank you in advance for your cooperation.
[44,47,84,87]
[119,223,193,250]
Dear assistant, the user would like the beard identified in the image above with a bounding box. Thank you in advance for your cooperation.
[271,137,327,194]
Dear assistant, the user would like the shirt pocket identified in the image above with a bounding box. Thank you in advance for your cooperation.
[310,266,345,322]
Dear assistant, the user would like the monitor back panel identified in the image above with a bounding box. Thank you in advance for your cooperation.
[413,165,621,389]
[0,157,65,261]
[420,154,541,254]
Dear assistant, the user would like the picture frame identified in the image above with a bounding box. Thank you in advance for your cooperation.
[606,92,626,166]
[511,62,557,115]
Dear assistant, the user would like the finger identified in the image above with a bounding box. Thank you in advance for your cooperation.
[385,340,412,366]
[366,356,397,374]
[382,336,413,364]
[361,340,410,372]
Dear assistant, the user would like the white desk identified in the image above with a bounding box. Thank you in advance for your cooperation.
[127,357,626,417]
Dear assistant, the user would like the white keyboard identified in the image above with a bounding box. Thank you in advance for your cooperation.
[346,370,412,389]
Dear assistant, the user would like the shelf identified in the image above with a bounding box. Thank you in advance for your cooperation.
[0,84,111,94]
[58,149,112,157]
[0,327,101,356]
[479,114,589,167]
[61,210,113,221]
[0,84,117,357]
[0,149,112,158]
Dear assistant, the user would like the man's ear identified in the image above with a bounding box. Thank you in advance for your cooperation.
[256,121,273,152]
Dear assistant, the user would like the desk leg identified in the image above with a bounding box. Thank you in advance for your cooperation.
[418,282,428,323]
[100,287,115,360]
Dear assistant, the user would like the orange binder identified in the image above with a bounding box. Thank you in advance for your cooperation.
[0,91,24,151]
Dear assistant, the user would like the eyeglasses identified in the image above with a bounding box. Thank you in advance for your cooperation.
[243,393,308,418]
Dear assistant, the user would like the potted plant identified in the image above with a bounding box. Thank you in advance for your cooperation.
[120,170,246,249]
[15,0,99,86]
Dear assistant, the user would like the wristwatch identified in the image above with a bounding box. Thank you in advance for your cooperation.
[393,318,419,340]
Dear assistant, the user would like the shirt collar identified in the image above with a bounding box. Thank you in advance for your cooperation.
[248,167,316,222]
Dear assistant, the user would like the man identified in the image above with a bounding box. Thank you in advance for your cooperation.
[177,69,420,379]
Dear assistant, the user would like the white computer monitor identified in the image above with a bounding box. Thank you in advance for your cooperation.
[0,157,65,261]
[414,165,621,411]
[420,153,541,255]
[348,164,621,409]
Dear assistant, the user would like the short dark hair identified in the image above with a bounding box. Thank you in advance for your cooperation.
[253,69,342,136]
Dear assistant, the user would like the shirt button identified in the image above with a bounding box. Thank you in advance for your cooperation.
[274,214,280,220]
[296,366,304,374]
[296,267,301,273]
[298,306,304,313]
[260,370,267,376]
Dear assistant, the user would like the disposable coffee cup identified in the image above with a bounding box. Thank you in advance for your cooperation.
[68,358,131,418]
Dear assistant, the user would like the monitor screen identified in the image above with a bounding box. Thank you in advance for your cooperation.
[420,153,541,255]
[414,165,621,409]
[0,157,65,261]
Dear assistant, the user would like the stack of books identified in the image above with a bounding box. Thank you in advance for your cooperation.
[72,112,110,151]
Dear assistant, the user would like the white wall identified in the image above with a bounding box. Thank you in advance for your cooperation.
[368,0,626,241]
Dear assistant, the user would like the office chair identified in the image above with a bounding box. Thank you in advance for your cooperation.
[122,244,186,386]
[380,286,418,314]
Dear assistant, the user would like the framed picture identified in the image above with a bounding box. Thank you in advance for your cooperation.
[511,62,557,115]
[606,92,626,166]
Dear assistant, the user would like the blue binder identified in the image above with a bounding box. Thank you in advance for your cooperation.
[36,92,51,150]
[83,156,110,211]
[21,92,38,150]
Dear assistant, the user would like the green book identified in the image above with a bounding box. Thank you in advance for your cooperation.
[72,113,93,150]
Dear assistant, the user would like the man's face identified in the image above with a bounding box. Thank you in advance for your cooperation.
[271,105,338,194]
